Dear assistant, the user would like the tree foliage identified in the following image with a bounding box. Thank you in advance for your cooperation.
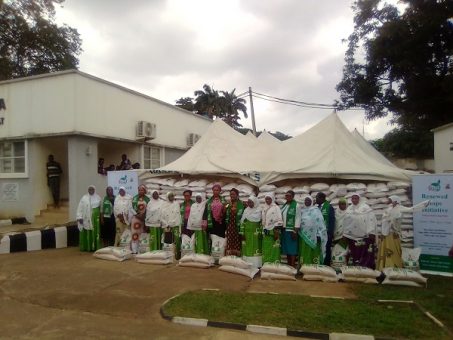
[337,0,453,157]
[371,127,433,158]
[176,85,248,129]
[0,0,82,80]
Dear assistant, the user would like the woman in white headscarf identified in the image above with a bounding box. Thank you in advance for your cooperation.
[343,193,378,268]
[187,193,209,254]
[145,189,163,251]
[113,186,132,246]
[240,195,263,266]
[298,195,327,265]
[261,193,283,263]
[378,195,429,270]
[160,192,182,259]
[77,185,102,252]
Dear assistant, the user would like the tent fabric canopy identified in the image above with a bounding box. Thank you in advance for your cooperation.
[156,113,415,185]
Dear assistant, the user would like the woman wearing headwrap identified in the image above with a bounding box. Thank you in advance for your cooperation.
[240,195,263,266]
[187,193,209,254]
[76,185,102,252]
[377,195,429,270]
[161,192,182,259]
[100,186,116,247]
[298,196,327,266]
[145,189,163,251]
[281,190,301,268]
[334,198,348,247]
[203,184,227,238]
[130,184,150,253]
[225,188,245,256]
[180,190,194,237]
[113,186,132,246]
[343,193,378,268]
[261,193,283,263]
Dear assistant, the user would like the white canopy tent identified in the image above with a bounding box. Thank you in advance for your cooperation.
[144,113,415,185]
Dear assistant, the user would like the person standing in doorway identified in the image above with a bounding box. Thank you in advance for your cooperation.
[46,154,62,208]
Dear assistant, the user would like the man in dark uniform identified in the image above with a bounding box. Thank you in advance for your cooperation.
[46,154,62,208]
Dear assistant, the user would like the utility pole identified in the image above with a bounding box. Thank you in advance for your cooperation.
[248,87,257,136]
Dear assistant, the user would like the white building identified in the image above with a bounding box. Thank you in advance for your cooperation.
[0,70,211,221]
[432,122,453,173]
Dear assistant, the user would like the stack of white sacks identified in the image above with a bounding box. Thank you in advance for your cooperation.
[300,264,339,282]
[340,266,382,284]
[381,268,428,287]
[93,247,133,262]
[178,253,215,268]
[260,262,297,281]
[218,256,260,279]
[136,250,173,264]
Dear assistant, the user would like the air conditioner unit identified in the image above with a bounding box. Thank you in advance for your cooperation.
[187,133,201,147]
[136,121,156,139]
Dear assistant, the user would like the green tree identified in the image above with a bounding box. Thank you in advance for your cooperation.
[175,97,195,113]
[336,0,453,157]
[0,0,82,80]
[193,84,221,119]
[219,89,248,128]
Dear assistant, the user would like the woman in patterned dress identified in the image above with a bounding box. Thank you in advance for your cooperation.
[225,188,245,256]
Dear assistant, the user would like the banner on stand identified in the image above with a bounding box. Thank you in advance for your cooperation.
[107,171,138,196]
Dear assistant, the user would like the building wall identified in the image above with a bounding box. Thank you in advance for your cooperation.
[434,126,453,173]
[73,75,211,149]
[68,136,107,220]
[164,147,185,164]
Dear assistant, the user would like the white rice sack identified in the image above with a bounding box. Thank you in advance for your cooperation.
[192,254,215,265]
[382,278,423,288]
[388,188,407,196]
[402,248,421,272]
[207,181,224,188]
[376,183,389,192]
[179,253,196,263]
[293,185,310,194]
[367,198,379,206]
[219,255,252,269]
[275,186,292,194]
[367,183,378,193]
[261,271,296,281]
[372,203,390,210]
[181,234,195,251]
[327,192,337,201]
[188,179,208,187]
[340,266,381,278]
[139,233,150,254]
[236,184,255,194]
[111,247,133,260]
[300,264,337,278]
[146,184,161,190]
[162,243,175,260]
[345,190,366,198]
[276,198,286,205]
[119,230,132,249]
[310,183,330,192]
[136,250,172,260]
[259,184,277,192]
[222,183,237,191]
[258,191,274,199]
[382,268,427,285]
[219,265,259,279]
[378,197,391,204]
[94,253,128,262]
[302,274,338,283]
[210,234,226,262]
[261,262,297,276]
[173,179,189,187]
[161,178,176,186]
[136,258,173,265]
[94,247,115,255]
[179,262,212,269]
[330,198,340,205]
[346,183,367,191]
[342,277,378,284]
[145,178,162,185]
[365,192,388,199]
[331,243,348,270]
[387,181,410,189]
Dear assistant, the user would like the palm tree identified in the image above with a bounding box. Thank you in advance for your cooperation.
[194,84,221,118]
[219,89,248,128]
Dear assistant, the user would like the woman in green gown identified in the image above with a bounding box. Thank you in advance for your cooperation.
[77,185,102,252]
[298,195,327,266]
[240,196,263,267]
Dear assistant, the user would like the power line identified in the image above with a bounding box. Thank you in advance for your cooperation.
[252,90,335,108]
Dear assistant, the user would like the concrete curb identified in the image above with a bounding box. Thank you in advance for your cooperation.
[0,225,79,254]
[160,294,368,339]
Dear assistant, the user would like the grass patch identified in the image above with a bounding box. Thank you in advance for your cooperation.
[163,275,453,339]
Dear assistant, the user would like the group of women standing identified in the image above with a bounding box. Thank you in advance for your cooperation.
[76,183,427,272]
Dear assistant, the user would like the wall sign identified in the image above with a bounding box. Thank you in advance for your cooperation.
[107,171,138,196]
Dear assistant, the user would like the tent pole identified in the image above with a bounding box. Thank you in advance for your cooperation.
[249,87,257,136]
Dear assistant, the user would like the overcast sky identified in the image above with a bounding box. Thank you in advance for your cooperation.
[56,0,395,140]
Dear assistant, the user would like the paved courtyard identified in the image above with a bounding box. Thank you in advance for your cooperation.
[0,248,355,339]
